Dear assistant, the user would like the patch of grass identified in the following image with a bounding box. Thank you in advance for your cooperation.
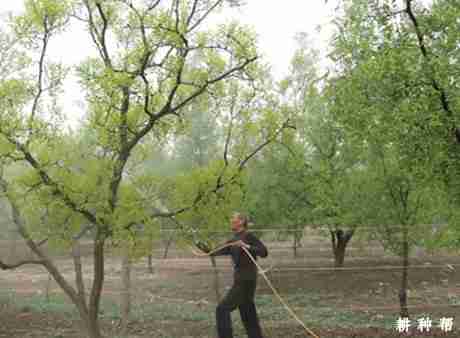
[0,287,400,333]
[100,299,122,320]
[253,291,398,330]
[28,294,78,315]
[0,288,79,317]
[0,287,16,306]
[132,301,211,322]
[448,294,460,305]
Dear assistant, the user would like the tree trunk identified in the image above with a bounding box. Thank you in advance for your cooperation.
[330,229,354,268]
[4,180,104,338]
[146,232,154,274]
[46,240,103,338]
[292,227,302,258]
[45,273,52,303]
[72,241,86,304]
[163,234,174,259]
[293,235,298,258]
[147,253,154,274]
[87,234,105,338]
[86,319,103,338]
[399,226,409,318]
[72,241,92,337]
[210,256,221,302]
[121,249,131,333]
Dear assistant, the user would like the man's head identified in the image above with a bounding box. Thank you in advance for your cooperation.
[231,212,248,232]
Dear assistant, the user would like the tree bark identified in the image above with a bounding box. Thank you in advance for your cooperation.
[163,234,174,259]
[399,225,410,318]
[145,231,154,274]
[330,229,354,268]
[87,231,106,338]
[292,227,302,258]
[3,187,103,338]
[293,235,298,258]
[121,249,131,333]
[72,241,86,303]
[147,253,154,274]
[72,241,94,336]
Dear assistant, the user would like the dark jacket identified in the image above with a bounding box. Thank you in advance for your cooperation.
[212,230,268,280]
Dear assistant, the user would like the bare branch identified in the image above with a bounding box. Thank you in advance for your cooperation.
[126,55,257,164]
[83,0,105,61]
[142,117,290,222]
[237,119,292,172]
[223,109,234,167]
[187,0,200,27]
[187,0,224,33]
[37,238,48,247]
[28,19,50,134]
[0,259,45,270]
[95,2,112,67]
[170,56,258,114]
[174,0,180,33]
[83,0,112,68]
[146,0,162,12]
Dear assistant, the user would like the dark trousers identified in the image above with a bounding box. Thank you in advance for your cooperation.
[216,277,264,338]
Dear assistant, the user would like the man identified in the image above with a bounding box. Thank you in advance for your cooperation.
[210,212,268,338]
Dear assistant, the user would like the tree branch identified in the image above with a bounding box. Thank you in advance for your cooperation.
[187,0,200,27]
[170,56,258,114]
[237,119,291,172]
[28,19,50,138]
[140,117,290,223]
[94,2,112,67]
[187,0,224,33]
[404,0,458,141]
[88,229,105,325]
[1,135,99,227]
[0,259,45,270]
[0,176,83,306]
[83,0,105,63]
[73,224,95,241]
[72,241,87,307]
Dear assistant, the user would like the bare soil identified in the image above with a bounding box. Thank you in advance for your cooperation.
[1,236,460,337]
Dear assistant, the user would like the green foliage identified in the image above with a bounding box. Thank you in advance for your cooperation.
[244,34,367,237]
[14,0,72,39]
[0,0,273,253]
[323,0,457,253]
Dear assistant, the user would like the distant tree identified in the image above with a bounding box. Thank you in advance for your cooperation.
[327,0,454,316]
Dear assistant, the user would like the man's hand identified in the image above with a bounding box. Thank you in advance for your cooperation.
[233,240,250,249]
[195,240,211,253]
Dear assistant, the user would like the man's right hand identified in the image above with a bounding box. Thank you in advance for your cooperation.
[195,240,211,253]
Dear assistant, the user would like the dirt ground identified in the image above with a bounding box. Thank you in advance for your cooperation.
[1,235,460,338]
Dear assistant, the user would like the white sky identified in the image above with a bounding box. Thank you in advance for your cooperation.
[221,1,337,78]
[0,1,339,127]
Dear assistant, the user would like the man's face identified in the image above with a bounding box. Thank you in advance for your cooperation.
[231,215,243,232]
